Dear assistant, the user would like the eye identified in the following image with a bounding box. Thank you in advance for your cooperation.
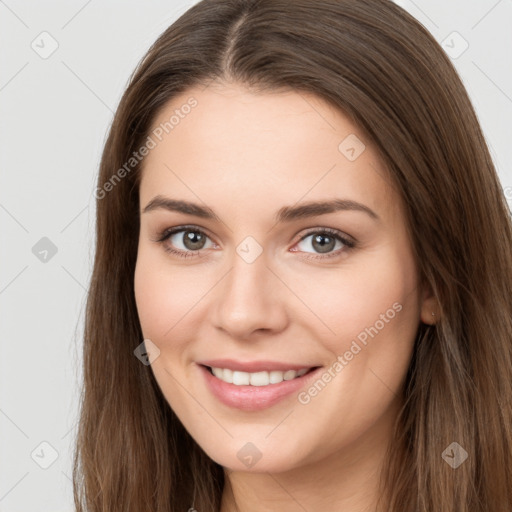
[291,228,355,259]
[154,226,216,258]
[153,225,356,260]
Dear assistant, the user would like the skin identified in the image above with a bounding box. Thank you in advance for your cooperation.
[134,81,437,511]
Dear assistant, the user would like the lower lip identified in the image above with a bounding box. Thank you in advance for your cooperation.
[198,364,322,411]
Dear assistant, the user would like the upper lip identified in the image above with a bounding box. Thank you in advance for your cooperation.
[197,359,320,373]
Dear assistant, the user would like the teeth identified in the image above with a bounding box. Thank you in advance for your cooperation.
[210,367,310,386]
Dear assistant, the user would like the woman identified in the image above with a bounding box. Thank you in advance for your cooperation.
[73,0,512,510]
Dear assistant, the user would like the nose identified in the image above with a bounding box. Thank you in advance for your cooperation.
[211,250,289,340]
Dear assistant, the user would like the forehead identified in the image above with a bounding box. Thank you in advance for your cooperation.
[139,82,398,223]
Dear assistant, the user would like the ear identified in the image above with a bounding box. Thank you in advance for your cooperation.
[419,283,439,325]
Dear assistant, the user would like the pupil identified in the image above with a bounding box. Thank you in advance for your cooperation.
[313,234,334,253]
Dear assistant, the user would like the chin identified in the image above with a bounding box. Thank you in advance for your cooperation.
[199,438,305,474]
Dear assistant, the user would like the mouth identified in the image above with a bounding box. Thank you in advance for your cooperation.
[197,363,323,411]
[201,364,319,386]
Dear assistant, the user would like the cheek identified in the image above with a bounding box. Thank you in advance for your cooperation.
[323,250,419,399]
[281,252,419,449]
[134,250,177,341]
[134,249,215,348]
[296,252,417,341]
[290,247,421,399]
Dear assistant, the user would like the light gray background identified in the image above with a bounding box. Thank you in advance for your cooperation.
[1,1,511,510]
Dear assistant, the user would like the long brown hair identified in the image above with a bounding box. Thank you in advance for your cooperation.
[73,0,512,510]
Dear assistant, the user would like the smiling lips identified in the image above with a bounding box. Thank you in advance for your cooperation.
[197,358,320,373]
[209,366,310,386]
[197,359,322,410]
[198,358,318,385]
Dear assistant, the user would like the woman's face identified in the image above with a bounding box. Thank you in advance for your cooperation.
[134,82,433,472]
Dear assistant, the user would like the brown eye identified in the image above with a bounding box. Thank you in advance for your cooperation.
[293,228,355,259]
[156,226,215,258]
[179,230,208,250]
[310,233,337,253]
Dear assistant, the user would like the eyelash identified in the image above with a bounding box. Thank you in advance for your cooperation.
[153,225,356,260]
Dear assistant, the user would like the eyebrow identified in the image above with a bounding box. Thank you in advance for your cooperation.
[142,195,379,222]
